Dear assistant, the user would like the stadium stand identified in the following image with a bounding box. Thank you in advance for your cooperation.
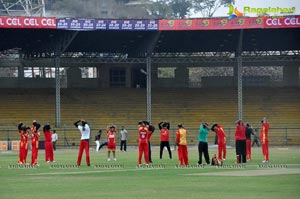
[0,87,299,147]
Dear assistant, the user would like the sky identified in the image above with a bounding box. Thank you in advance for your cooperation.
[191,0,300,17]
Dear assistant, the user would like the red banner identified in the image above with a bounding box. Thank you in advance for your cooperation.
[263,16,300,28]
[0,16,56,29]
[159,16,300,30]
[159,17,265,30]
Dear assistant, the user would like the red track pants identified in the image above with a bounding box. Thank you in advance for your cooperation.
[262,140,269,161]
[45,141,54,162]
[177,145,188,166]
[218,141,226,160]
[77,140,90,166]
[138,142,149,165]
[246,139,251,160]
[31,140,39,165]
[18,141,28,164]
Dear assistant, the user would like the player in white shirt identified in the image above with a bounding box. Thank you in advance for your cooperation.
[51,130,58,151]
[74,119,90,166]
[119,126,128,152]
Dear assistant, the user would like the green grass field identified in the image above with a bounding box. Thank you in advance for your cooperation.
[0,146,299,199]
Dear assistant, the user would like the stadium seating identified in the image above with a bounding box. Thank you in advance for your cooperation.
[0,87,299,147]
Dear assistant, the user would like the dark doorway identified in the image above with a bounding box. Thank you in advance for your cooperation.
[132,67,146,88]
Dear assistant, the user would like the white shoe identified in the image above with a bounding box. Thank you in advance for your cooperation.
[262,160,269,163]
[107,158,111,161]
[222,159,226,161]
[113,158,117,161]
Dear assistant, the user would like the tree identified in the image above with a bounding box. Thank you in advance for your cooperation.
[49,0,150,18]
[170,0,192,19]
[48,0,232,18]
[192,0,232,17]
[147,0,192,19]
[147,0,173,19]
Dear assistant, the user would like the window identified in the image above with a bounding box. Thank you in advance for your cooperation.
[24,67,63,78]
[80,67,97,78]
[110,68,126,87]
[0,67,18,77]
[157,67,176,78]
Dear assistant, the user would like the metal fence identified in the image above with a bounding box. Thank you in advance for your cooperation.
[0,127,299,150]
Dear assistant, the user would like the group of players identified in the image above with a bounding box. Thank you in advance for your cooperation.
[17,117,269,167]
[17,121,54,166]
[197,118,269,167]
[137,121,189,167]
[73,120,187,167]
[234,118,269,163]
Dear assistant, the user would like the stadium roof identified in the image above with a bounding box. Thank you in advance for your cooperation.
[0,16,299,57]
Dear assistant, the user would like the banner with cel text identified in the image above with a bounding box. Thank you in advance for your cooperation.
[263,16,300,28]
[0,16,56,29]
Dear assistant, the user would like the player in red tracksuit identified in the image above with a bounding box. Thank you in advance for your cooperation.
[31,120,40,166]
[260,118,269,163]
[211,124,227,161]
[245,123,254,161]
[176,124,188,167]
[146,122,155,163]
[43,124,54,163]
[107,125,117,161]
[18,122,29,164]
[138,121,149,166]
[235,120,246,163]
[159,121,172,160]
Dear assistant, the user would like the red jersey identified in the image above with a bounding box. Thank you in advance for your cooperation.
[235,123,246,140]
[44,130,52,142]
[139,126,148,144]
[176,128,187,145]
[107,130,116,144]
[160,129,169,142]
[31,125,40,142]
[215,125,226,143]
[147,130,153,141]
[19,129,29,143]
[260,122,269,143]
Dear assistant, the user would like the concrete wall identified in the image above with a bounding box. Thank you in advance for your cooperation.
[202,76,234,88]
[0,78,56,88]
[283,66,299,86]
[202,76,271,88]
